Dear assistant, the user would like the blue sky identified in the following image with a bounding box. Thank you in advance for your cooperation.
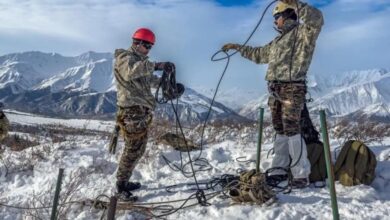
[0,0,389,95]
[215,0,255,6]
[215,0,333,7]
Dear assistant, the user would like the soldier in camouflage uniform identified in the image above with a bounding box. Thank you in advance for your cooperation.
[114,28,174,200]
[222,0,323,187]
[0,102,9,141]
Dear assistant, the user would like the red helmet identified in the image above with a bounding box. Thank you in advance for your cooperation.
[132,28,155,44]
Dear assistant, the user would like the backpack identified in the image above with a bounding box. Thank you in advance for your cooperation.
[306,141,327,183]
[334,140,377,186]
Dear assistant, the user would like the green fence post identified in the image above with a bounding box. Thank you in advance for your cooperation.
[107,196,118,220]
[319,110,340,220]
[256,108,264,173]
[50,168,64,220]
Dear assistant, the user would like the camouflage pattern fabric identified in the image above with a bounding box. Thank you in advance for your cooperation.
[237,1,323,82]
[268,82,306,136]
[229,169,275,205]
[0,111,9,141]
[114,47,160,110]
[116,106,153,182]
[158,132,199,152]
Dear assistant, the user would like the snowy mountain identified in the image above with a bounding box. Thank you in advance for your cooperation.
[34,59,114,93]
[193,86,260,111]
[0,51,114,93]
[156,87,251,125]
[0,51,249,124]
[240,69,390,122]
[0,86,249,124]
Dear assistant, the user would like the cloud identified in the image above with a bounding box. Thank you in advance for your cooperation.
[310,0,390,75]
[0,0,389,94]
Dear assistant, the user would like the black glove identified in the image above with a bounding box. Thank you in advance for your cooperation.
[155,62,164,71]
[155,62,175,72]
[163,62,175,73]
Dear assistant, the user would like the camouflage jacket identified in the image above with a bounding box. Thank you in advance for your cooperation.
[238,1,324,82]
[114,47,160,110]
[0,111,9,141]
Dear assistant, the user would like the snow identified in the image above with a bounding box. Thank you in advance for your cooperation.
[4,110,114,132]
[1,112,389,219]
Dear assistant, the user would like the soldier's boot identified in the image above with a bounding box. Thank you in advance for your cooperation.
[116,181,141,202]
[291,178,309,189]
[266,174,288,187]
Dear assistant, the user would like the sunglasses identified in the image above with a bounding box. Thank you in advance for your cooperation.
[142,42,153,50]
[134,41,153,50]
[140,41,153,50]
[274,13,282,21]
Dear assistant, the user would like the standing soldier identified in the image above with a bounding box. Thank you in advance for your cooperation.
[114,28,174,201]
[222,0,323,188]
[0,102,9,141]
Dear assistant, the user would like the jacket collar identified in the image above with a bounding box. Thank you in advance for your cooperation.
[128,46,148,59]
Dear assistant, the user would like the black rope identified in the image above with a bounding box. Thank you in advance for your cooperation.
[154,0,302,214]
[160,0,279,182]
[154,65,212,206]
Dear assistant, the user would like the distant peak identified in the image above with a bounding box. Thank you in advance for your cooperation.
[76,51,113,63]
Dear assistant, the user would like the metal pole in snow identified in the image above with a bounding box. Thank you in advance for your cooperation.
[107,196,118,220]
[50,168,64,220]
[320,110,340,220]
[256,108,264,173]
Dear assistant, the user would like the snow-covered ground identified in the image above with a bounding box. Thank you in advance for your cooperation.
[1,111,389,219]
[5,110,115,132]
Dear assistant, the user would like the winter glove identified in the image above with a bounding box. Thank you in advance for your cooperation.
[155,62,175,72]
[221,43,240,52]
[155,62,164,71]
[163,62,175,73]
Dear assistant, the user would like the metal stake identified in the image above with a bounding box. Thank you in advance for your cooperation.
[107,196,118,220]
[256,108,265,173]
[320,110,340,220]
[50,168,64,220]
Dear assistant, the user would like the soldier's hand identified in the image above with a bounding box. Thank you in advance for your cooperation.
[163,62,175,73]
[155,62,164,71]
[155,62,175,72]
[221,43,239,52]
[280,0,297,5]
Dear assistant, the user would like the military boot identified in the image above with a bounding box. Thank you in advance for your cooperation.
[116,181,141,202]
[266,174,288,187]
[291,178,309,189]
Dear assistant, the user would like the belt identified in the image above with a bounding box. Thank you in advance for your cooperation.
[268,80,306,84]
[118,105,151,112]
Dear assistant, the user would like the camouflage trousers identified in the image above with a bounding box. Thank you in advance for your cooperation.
[267,82,306,137]
[116,106,153,182]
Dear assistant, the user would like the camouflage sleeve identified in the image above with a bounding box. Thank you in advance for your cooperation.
[297,1,324,32]
[238,43,272,64]
[127,58,156,79]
